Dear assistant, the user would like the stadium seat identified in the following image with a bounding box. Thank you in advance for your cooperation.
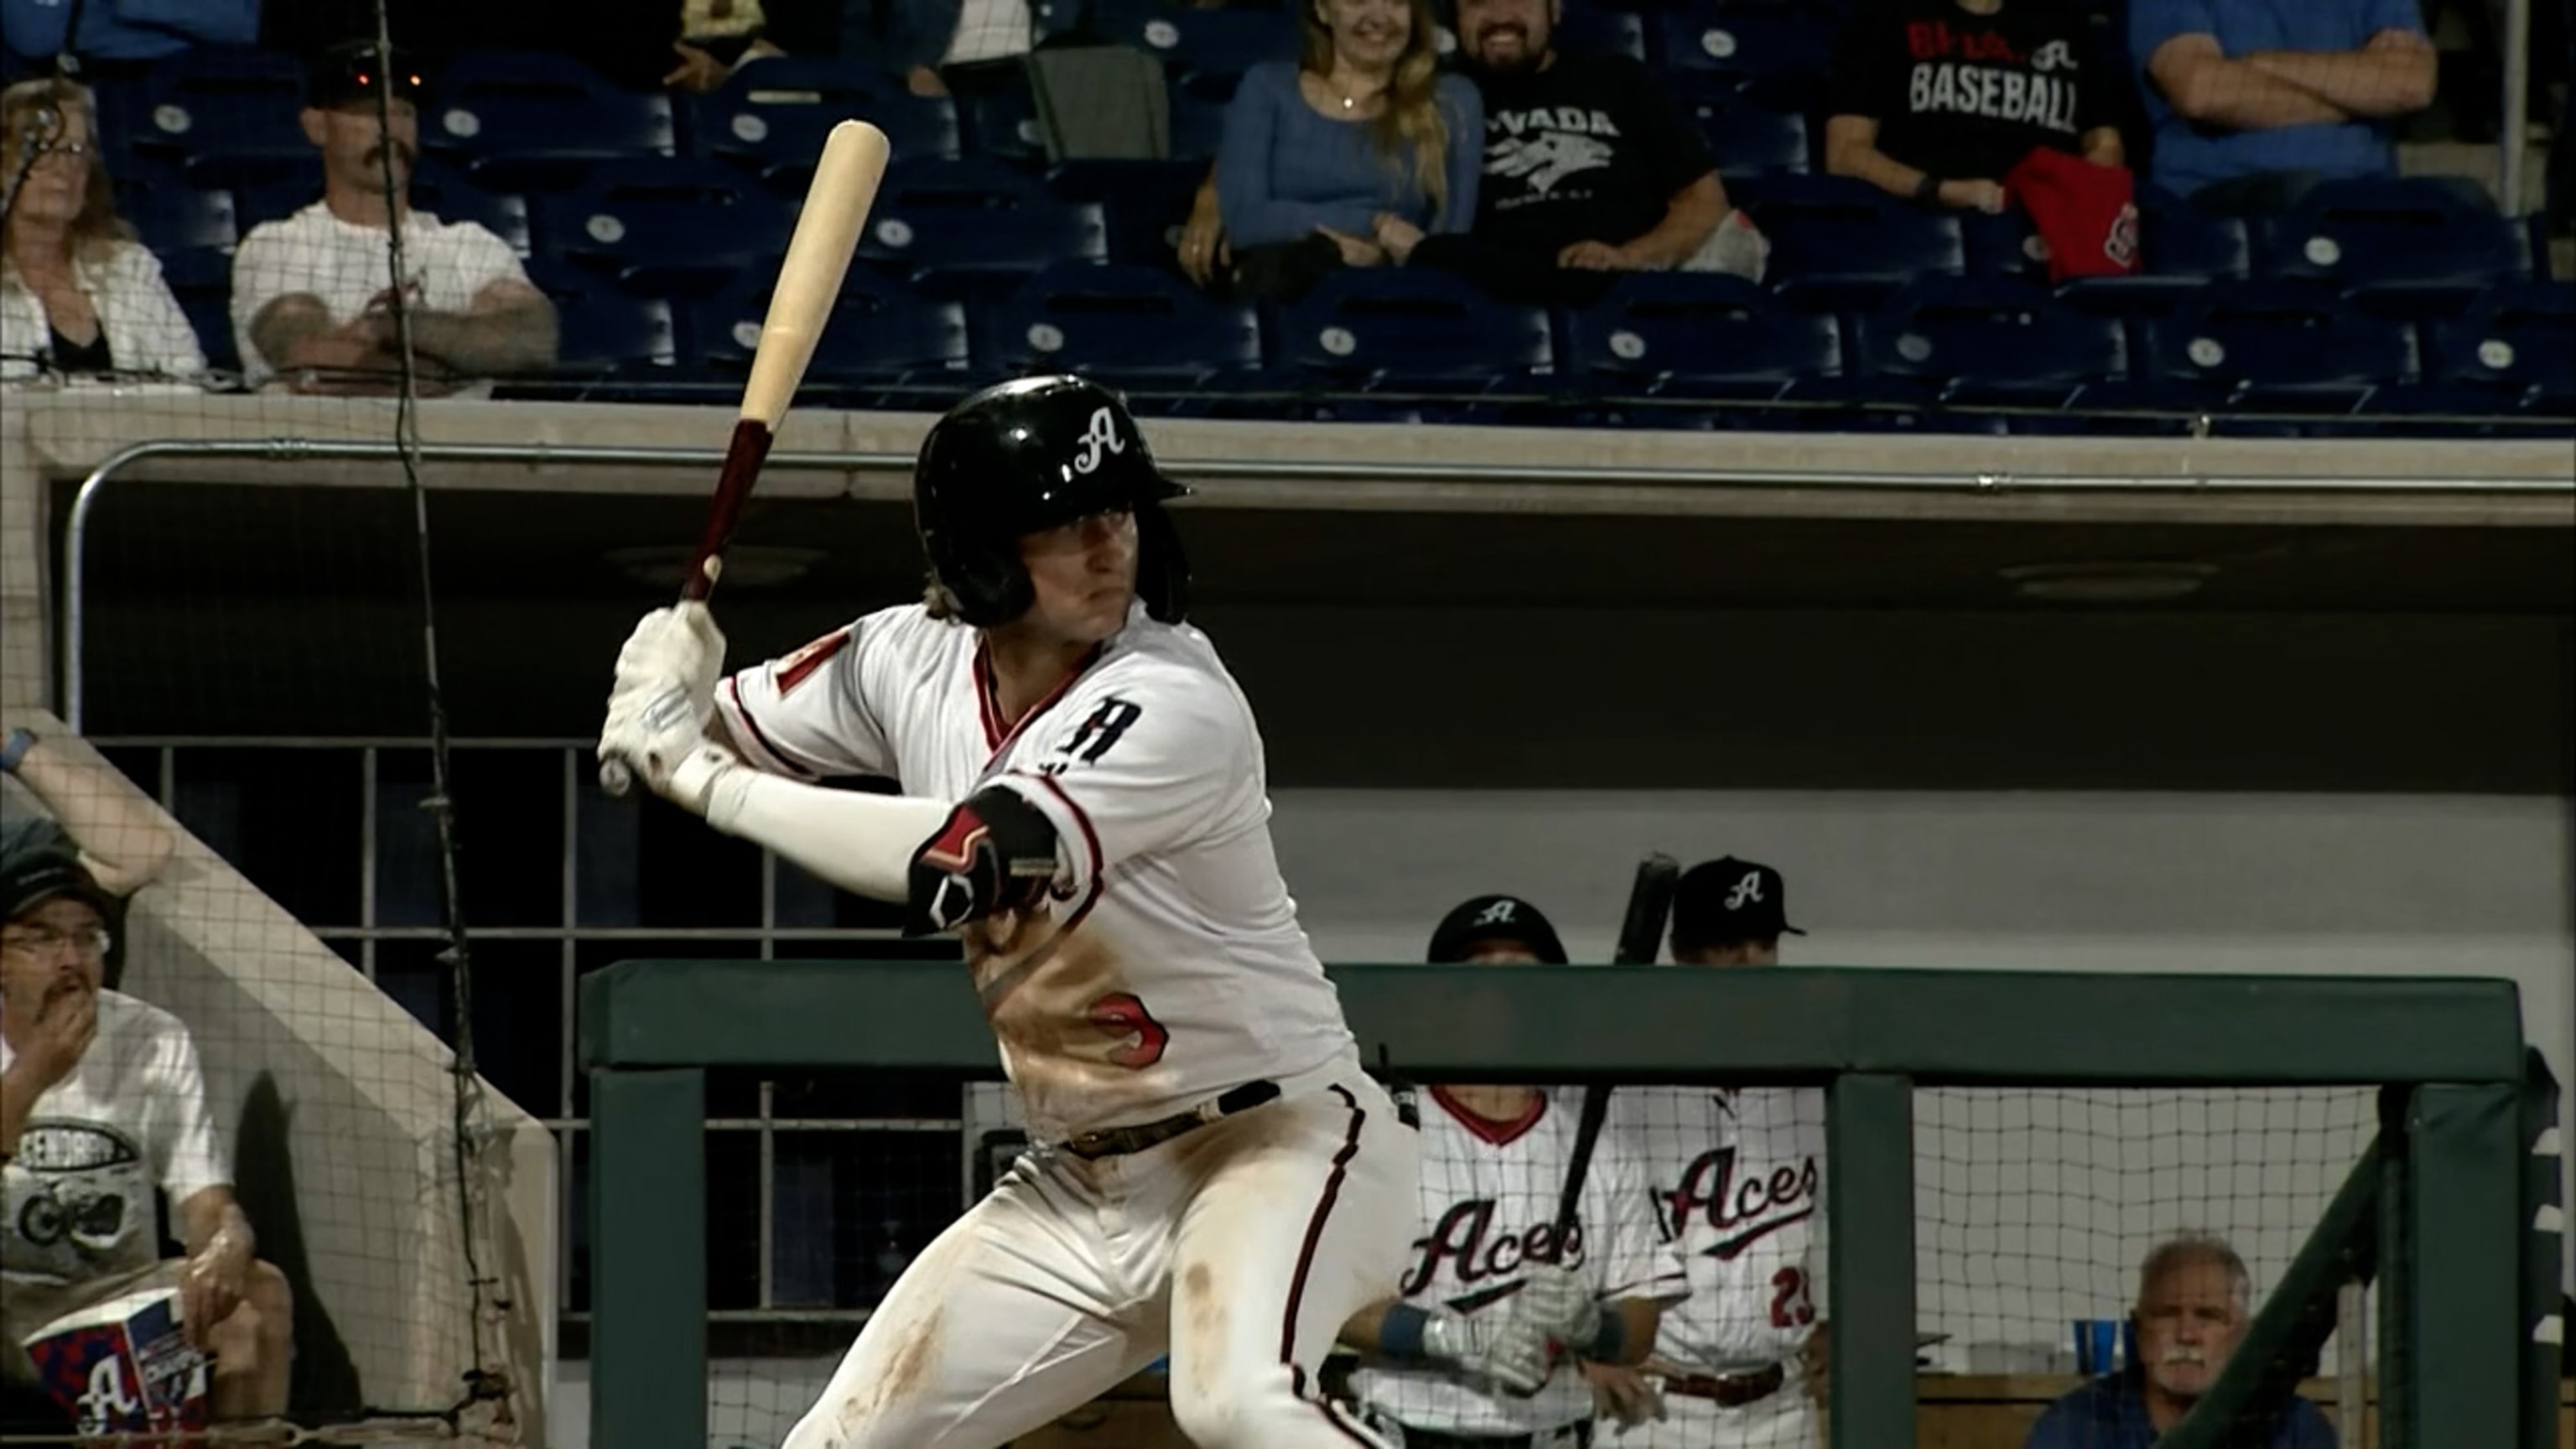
[552,290,683,374]
[854,159,1107,299]
[425,53,674,194]
[1851,277,2129,410]
[2142,280,2416,414]
[1046,159,1212,269]
[1733,174,1964,310]
[1557,273,1838,402]
[1167,73,1237,164]
[1092,0,1300,79]
[120,183,238,256]
[688,58,961,179]
[2260,175,2529,314]
[974,261,1260,387]
[1557,8,1650,63]
[155,246,239,376]
[1273,267,1553,393]
[2418,280,2576,412]
[105,47,312,189]
[1649,2,1835,109]
[2055,183,2250,318]
[1683,91,1810,177]
[695,271,970,393]
[957,74,1049,165]
[527,158,791,296]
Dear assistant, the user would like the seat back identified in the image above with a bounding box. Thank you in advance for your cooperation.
[2262,176,2525,296]
[1857,278,2127,397]
[1278,269,1552,388]
[2148,281,2416,396]
[697,272,969,384]
[1736,174,1963,309]
[1093,0,1300,80]
[1561,273,1838,392]
[2426,281,2576,404]
[529,158,790,292]
[979,262,1260,380]
[857,159,1107,289]
[112,47,312,188]
[1651,2,1834,107]
[426,52,674,190]
[690,58,962,175]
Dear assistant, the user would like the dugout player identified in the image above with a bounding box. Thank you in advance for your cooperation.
[595,375,1420,1449]
[1597,857,1826,1449]
[1340,895,1688,1449]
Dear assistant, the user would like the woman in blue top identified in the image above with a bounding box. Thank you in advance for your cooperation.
[1212,0,1483,301]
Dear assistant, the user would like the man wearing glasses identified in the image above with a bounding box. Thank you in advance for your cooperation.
[0,844,293,1425]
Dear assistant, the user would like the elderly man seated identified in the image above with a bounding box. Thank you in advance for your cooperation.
[2025,1233,2337,1449]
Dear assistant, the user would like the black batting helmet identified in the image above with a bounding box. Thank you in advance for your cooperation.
[913,375,1192,628]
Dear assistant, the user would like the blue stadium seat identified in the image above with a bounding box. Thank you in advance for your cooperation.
[1557,8,1649,62]
[119,183,237,256]
[2142,280,2416,414]
[974,262,1259,387]
[1852,277,2129,409]
[1274,267,1553,393]
[1682,91,1809,177]
[425,53,674,194]
[2418,280,2576,412]
[1168,74,1235,164]
[855,160,1107,299]
[552,291,683,373]
[1733,174,1964,310]
[695,271,970,391]
[105,47,312,189]
[528,158,791,296]
[688,58,961,180]
[1046,159,1212,269]
[1650,3,1835,108]
[2054,183,2250,318]
[1558,273,1837,402]
[2260,175,2528,314]
[957,73,1049,164]
[1093,0,1299,79]
[155,246,238,376]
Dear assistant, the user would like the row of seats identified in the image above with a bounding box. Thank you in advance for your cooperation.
[512,267,2572,418]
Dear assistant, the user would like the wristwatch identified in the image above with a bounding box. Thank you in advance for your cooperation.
[0,728,34,775]
[1913,173,1943,205]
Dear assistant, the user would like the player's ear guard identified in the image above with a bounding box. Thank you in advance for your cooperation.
[906,787,1062,936]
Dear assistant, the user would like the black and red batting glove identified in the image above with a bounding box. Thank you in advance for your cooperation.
[905,787,1061,936]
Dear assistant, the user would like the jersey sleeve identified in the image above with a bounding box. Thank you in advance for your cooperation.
[145,1017,231,1208]
[986,662,1250,896]
[715,608,901,781]
[1588,1117,1693,1305]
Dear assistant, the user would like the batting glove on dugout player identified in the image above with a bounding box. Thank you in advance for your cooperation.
[600,602,726,786]
[1420,1306,1561,1396]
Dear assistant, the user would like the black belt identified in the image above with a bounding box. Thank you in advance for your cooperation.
[1392,1425,1590,1449]
[1662,1362,1785,1407]
[1058,1080,1281,1159]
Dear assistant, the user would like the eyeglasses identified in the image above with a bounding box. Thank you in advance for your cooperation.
[1,924,112,960]
[18,141,95,166]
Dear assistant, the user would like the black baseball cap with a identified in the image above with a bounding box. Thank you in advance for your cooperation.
[305,40,423,110]
[1427,894,1569,965]
[1670,856,1805,948]
[1,845,116,927]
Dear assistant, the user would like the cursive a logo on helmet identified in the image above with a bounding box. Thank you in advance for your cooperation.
[1070,406,1126,476]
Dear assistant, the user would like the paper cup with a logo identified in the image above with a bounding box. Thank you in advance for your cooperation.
[22,1281,211,1441]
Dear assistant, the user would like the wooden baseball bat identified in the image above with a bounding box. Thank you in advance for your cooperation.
[601,120,891,797]
[1544,854,1682,1271]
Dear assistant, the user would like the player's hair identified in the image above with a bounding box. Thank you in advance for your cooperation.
[1299,0,1456,225]
[0,78,135,273]
[922,573,964,622]
[2136,1232,2252,1311]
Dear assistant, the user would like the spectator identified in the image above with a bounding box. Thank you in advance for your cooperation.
[662,0,789,93]
[1593,855,1827,1449]
[1823,0,2127,216]
[1339,894,1688,1448]
[0,78,206,384]
[0,0,258,78]
[1210,0,1479,301]
[857,0,1044,101]
[2025,1233,2339,1449]
[0,724,178,990]
[0,844,294,1422]
[1405,0,1767,306]
[2130,0,2436,216]
[230,40,556,397]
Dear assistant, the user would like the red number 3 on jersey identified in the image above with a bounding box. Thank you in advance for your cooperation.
[1770,1267,1817,1329]
[1088,992,1170,1068]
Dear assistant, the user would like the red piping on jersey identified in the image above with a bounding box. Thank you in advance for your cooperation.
[1431,1086,1549,1149]
[974,640,1104,756]
[1282,1083,1374,1447]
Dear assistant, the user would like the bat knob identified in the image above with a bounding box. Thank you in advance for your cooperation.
[599,757,635,797]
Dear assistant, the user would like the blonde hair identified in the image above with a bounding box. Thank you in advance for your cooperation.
[0,78,132,272]
[1301,0,1455,224]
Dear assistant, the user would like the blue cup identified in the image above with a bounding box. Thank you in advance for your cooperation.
[2073,1318,2121,1374]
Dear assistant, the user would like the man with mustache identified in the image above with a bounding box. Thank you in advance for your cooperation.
[1401,0,1767,306]
[2024,1233,2337,1448]
[231,40,556,396]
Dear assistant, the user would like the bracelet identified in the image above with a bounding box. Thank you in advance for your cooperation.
[0,728,34,774]
[1581,1309,1629,1363]
[1380,1302,1433,1361]
[1912,173,1943,205]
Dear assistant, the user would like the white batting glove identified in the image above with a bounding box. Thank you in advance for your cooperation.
[1422,1308,1559,1396]
[600,602,726,784]
[1511,1263,1606,1352]
[651,737,750,823]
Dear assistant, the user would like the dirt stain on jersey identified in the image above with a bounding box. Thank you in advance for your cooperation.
[1180,1262,1228,1404]
[979,928,1152,1117]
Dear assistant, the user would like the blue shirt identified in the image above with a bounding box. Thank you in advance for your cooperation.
[2024,1372,2342,1449]
[2127,0,2423,197]
[1214,60,1483,249]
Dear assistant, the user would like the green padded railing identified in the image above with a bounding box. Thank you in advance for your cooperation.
[581,962,2533,1449]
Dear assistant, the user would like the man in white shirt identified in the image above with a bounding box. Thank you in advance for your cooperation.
[0,845,293,1423]
[230,41,556,395]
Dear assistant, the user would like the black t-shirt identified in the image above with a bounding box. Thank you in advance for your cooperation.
[1826,0,2119,183]
[1472,53,1716,257]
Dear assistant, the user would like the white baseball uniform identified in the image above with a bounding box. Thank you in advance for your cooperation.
[716,598,1420,1449]
[1607,1088,1827,1449]
[1348,1087,1690,1443]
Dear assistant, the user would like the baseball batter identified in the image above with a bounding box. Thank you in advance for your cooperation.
[1340,896,1690,1449]
[595,376,1420,1449]
[1604,858,1826,1449]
